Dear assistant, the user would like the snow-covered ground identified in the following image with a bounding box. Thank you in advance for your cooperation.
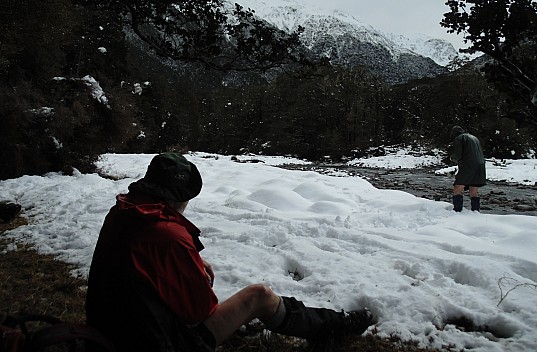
[1,150,536,352]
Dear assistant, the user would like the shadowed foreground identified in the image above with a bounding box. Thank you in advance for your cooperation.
[1,217,442,352]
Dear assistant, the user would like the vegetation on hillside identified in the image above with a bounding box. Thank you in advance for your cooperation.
[74,0,312,72]
[442,0,537,128]
[1,0,535,182]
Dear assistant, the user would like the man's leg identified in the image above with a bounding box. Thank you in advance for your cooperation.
[452,184,464,212]
[269,296,372,340]
[469,186,480,211]
[203,284,373,345]
[203,284,280,345]
[469,186,478,198]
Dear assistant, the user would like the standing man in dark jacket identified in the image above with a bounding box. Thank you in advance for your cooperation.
[450,126,486,212]
[86,152,374,352]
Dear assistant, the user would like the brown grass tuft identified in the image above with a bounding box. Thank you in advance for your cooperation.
[1,216,87,324]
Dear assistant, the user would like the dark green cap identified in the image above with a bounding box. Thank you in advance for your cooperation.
[129,153,202,202]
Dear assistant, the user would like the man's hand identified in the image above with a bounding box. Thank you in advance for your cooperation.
[202,258,215,287]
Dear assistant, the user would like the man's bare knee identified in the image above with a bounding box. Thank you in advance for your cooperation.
[469,186,479,197]
[453,185,464,195]
[241,284,279,317]
[203,284,279,344]
[248,283,274,297]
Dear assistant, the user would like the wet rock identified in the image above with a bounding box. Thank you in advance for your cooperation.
[0,201,22,223]
[513,204,537,212]
[489,198,506,205]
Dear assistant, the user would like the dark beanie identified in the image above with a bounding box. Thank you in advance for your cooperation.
[128,153,202,202]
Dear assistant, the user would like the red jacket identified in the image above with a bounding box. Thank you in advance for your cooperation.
[86,191,218,325]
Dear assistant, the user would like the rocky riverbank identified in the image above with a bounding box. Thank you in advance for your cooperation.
[357,167,537,216]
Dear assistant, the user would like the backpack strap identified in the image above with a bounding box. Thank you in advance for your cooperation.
[1,324,25,352]
[2,315,61,335]
[1,315,116,352]
[25,323,117,352]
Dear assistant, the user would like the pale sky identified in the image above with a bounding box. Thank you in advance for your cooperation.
[297,0,467,50]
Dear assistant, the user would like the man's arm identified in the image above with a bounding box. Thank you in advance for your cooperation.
[451,136,463,163]
[130,238,219,324]
[202,258,215,287]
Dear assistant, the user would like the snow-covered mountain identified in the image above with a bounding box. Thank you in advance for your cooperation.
[234,0,459,83]
[384,33,459,67]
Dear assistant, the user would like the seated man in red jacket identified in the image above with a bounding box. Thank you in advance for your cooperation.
[85,152,374,351]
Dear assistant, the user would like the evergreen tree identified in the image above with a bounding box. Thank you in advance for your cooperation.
[442,0,537,129]
[75,0,311,72]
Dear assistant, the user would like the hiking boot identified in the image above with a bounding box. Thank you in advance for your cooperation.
[471,197,480,211]
[340,308,374,336]
[306,309,374,352]
[270,297,376,341]
[453,194,463,212]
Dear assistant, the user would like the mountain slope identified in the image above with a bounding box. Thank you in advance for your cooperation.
[235,0,456,83]
[384,33,459,66]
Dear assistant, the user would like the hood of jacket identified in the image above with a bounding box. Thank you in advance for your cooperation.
[450,125,466,140]
[116,192,176,220]
[115,191,202,249]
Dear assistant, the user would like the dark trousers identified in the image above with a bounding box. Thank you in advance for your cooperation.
[269,297,345,340]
